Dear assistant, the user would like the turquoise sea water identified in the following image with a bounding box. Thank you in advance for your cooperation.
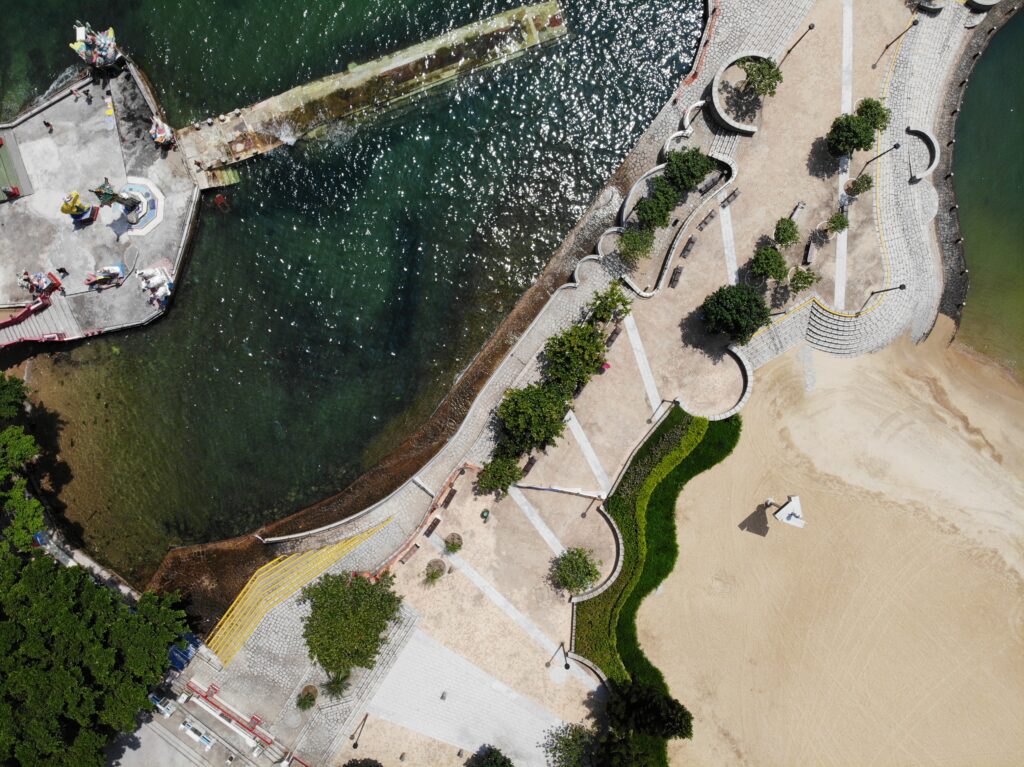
[952,13,1024,376]
[0,0,702,578]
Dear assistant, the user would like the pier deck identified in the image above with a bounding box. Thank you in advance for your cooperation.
[176,1,566,190]
[0,68,198,348]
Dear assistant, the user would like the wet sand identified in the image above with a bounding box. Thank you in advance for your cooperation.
[639,317,1024,766]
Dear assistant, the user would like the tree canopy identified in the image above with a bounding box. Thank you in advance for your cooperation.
[300,572,402,680]
[827,211,850,234]
[750,245,789,282]
[826,113,876,156]
[739,57,783,97]
[497,382,569,456]
[465,745,515,767]
[663,148,716,193]
[773,217,800,248]
[0,375,27,421]
[701,284,771,344]
[856,97,891,132]
[607,680,694,740]
[553,547,602,595]
[0,547,186,766]
[544,323,607,397]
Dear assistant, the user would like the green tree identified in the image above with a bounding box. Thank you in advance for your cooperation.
[590,730,642,767]
[826,211,849,235]
[542,723,595,767]
[750,245,789,282]
[553,547,601,594]
[0,374,27,421]
[300,572,402,680]
[587,283,632,325]
[544,323,606,396]
[296,689,317,710]
[616,226,655,267]
[0,548,186,766]
[634,176,679,230]
[322,672,351,699]
[663,147,716,193]
[3,479,45,552]
[848,174,873,196]
[739,56,783,97]
[607,680,693,740]
[700,284,771,344]
[856,97,891,132]
[825,113,875,156]
[466,745,515,767]
[497,383,569,455]
[773,217,799,248]
[789,267,821,293]
[476,456,524,495]
[0,425,38,486]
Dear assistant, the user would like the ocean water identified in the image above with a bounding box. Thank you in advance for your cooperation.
[0,0,703,579]
[952,13,1024,377]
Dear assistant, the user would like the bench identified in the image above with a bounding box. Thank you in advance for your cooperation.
[441,488,457,509]
[680,236,697,258]
[697,209,717,232]
[605,324,622,348]
[669,266,683,289]
[398,543,421,565]
[522,455,538,476]
[424,517,441,537]
[720,189,740,208]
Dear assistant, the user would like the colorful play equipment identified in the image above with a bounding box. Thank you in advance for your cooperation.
[60,191,99,224]
[84,263,126,288]
[70,22,121,68]
[149,117,174,147]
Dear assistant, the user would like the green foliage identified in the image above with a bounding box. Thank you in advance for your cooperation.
[3,478,45,552]
[476,456,524,496]
[544,323,606,396]
[587,283,632,325]
[738,56,783,97]
[634,176,679,230]
[826,113,875,156]
[607,680,693,740]
[773,217,800,248]
[424,561,445,586]
[856,97,891,132]
[616,226,655,267]
[591,730,643,767]
[0,425,38,486]
[789,267,821,293]
[750,245,789,282]
[0,374,27,421]
[300,572,402,679]
[542,723,596,767]
[848,173,873,196]
[553,547,601,595]
[444,534,463,554]
[497,382,569,456]
[700,284,771,344]
[827,211,849,234]
[0,548,186,766]
[663,148,716,193]
[322,673,350,699]
[296,689,317,710]
[466,745,515,767]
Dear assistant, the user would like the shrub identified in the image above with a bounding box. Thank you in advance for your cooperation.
[663,148,716,193]
[587,283,632,325]
[466,745,515,767]
[322,673,350,699]
[701,284,770,344]
[476,456,524,495]
[544,323,606,396]
[300,572,402,679]
[296,688,317,711]
[0,374,27,420]
[444,533,463,554]
[3,479,45,552]
[750,245,789,282]
[424,559,446,586]
[826,211,849,234]
[856,97,891,132]
[607,680,693,740]
[616,226,655,267]
[789,267,821,293]
[826,113,875,156]
[497,382,569,455]
[848,173,873,196]
[773,217,799,248]
[738,56,783,97]
[542,723,596,767]
[634,176,679,230]
[553,547,602,594]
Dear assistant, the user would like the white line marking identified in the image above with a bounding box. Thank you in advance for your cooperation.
[623,314,661,414]
[841,0,854,113]
[508,487,566,556]
[565,410,611,493]
[515,485,606,500]
[425,536,598,690]
[717,192,738,285]
[836,0,854,310]
[834,219,849,310]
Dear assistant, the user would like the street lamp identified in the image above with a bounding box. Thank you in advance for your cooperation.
[857,142,901,176]
[873,19,919,69]
[872,283,907,295]
[780,23,815,65]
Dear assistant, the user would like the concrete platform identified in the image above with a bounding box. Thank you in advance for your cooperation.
[0,65,198,346]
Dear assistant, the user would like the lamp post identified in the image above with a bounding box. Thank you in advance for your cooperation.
[873,19,919,69]
[780,23,815,65]
[871,283,907,296]
[857,142,901,176]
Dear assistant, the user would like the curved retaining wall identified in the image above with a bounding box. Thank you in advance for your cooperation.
[708,51,774,135]
[906,125,940,181]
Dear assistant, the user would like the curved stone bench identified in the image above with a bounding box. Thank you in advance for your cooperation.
[916,0,945,13]
[966,0,1000,9]
[619,164,665,226]
[905,125,940,182]
[708,51,773,136]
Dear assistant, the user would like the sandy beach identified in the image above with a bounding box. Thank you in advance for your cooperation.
[639,317,1024,766]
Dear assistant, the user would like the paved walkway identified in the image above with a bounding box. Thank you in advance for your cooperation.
[623,313,662,414]
[565,410,611,494]
[717,190,739,285]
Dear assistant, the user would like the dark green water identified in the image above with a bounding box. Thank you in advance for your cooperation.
[953,13,1024,377]
[0,0,702,578]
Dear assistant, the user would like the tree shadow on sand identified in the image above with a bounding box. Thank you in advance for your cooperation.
[807,136,841,179]
[679,307,729,363]
[718,79,762,124]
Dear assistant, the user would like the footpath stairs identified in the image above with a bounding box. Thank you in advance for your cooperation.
[0,293,82,347]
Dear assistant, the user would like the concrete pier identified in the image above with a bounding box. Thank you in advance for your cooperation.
[0,67,199,349]
[176,1,566,189]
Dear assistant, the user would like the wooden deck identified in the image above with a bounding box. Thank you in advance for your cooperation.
[176,1,566,190]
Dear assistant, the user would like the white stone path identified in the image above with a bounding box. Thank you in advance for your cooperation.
[834,0,855,310]
[367,629,560,767]
[508,487,566,557]
[424,535,598,692]
[717,190,739,285]
[565,410,611,495]
[623,314,661,414]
